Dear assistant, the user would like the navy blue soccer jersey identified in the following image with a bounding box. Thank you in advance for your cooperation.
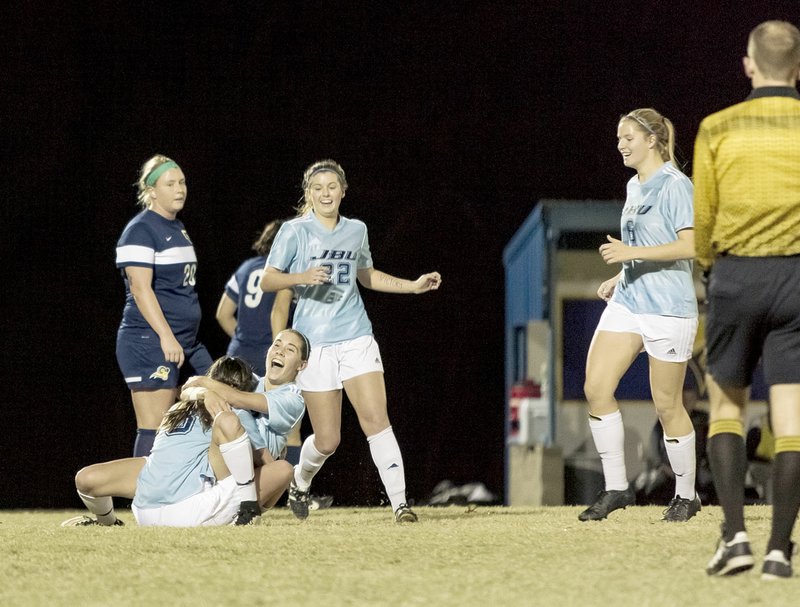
[116,210,202,343]
[224,255,278,375]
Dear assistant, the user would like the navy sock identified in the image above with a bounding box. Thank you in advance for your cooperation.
[285,446,301,466]
[133,429,157,457]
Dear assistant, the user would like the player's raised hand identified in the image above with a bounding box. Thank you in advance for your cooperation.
[411,272,442,293]
[599,235,633,264]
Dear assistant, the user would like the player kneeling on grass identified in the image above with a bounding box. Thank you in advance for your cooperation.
[63,331,309,527]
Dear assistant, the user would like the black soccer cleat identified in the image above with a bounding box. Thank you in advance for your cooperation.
[288,479,310,520]
[706,528,755,576]
[761,542,795,580]
[394,503,418,523]
[233,501,261,526]
[578,487,635,521]
[662,494,701,522]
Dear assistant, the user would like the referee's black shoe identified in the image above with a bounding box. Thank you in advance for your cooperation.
[706,527,755,576]
[762,543,795,580]
[578,487,635,521]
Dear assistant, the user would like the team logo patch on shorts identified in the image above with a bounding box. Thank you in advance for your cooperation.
[149,365,171,381]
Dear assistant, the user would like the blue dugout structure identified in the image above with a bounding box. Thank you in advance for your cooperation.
[503,200,622,504]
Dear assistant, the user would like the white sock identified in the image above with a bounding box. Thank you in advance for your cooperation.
[367,426,407,512]
[77,490,117,526]
[663,430,696,500]
[294,435,332,491]
[219,433,257,503]
[589,410,628,491]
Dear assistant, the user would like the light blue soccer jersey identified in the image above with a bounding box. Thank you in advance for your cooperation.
[224,255,277,375]
[134,380,304,508]
[116,210,202,343]
[612,162,697,317]
[133,411,214,509]
[236,381,305,459]
[266,213,373,345]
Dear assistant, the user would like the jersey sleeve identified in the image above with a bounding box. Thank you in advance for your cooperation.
[224,272,239,300]
[665,176,694,233]
[116,221,157,269]
[264,384,305,436]
[358,223,373,270]
[266,223,299,271]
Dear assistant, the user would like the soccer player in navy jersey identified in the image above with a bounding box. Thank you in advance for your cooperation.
[579,109,700,523]
[216,219,293,376]
[260,159,441,523]
[115,155,213,457]
[63,331,309,527]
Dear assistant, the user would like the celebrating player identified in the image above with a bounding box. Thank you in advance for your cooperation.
[63,330,309,527]
[260,159,442,523]
[579,109,699,522]
[115,155,213,457]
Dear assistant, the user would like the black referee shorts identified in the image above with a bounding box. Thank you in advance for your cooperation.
[705,255,800,388]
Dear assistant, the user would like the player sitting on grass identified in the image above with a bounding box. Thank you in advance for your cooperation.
[63,331,309,527]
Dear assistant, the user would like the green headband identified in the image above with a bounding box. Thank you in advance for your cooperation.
[144,161,180,187]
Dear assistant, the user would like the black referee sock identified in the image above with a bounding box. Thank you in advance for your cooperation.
[707,425,747,540]
[767,440,800,557]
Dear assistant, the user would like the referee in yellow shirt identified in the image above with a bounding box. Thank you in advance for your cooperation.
[694,20,800,581]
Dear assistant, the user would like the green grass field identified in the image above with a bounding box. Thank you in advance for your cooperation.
[1,505,794,606]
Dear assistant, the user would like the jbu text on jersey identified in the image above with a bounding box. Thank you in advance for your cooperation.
[622,205,652,216]
[310,249,357,260]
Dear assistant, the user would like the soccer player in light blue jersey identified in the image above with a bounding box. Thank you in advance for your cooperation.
[579,109,700,523]
[115,155,213,458]
[216,219,303,464]
[261,159,442,523]
[63,332,309,527]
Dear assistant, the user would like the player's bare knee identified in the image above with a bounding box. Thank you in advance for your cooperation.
[75,466,97,495]
[313,433,340,454]
[653,397,685,422]
[276,460,293,482]
[584,378,612,406]
[212,410,244,442]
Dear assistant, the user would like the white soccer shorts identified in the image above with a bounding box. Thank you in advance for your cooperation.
[595,301,697,362]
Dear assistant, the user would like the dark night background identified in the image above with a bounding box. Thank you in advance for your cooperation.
[2,2,796,509]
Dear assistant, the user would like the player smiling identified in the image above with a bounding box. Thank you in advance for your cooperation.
[580,109,699,523]
[261,159,441,522]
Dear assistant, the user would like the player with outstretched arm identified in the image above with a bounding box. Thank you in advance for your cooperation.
[260,159,441,523]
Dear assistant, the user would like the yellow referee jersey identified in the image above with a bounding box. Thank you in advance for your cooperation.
[693,87,800,268]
